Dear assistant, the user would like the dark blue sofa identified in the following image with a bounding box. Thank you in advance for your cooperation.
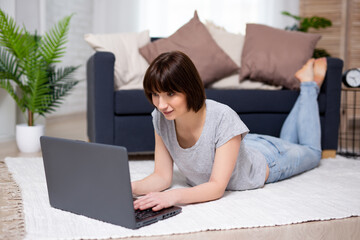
[86,50,343,158]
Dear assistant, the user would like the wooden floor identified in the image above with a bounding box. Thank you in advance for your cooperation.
[0,113,88,159]
[0,112,359,240]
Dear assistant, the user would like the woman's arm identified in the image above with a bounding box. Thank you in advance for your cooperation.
[132,131,174,196]
[134,135,241,211]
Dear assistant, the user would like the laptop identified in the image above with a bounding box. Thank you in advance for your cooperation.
[40,136,181,229]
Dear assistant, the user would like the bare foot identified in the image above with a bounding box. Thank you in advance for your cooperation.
[313,57,327,88]
[295,58,315,83]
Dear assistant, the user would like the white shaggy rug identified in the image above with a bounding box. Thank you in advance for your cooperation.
[4,155,360,240]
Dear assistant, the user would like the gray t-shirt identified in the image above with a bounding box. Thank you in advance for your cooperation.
[152,99,267,190]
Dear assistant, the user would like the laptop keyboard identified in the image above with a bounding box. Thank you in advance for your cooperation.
[135,208,161,221]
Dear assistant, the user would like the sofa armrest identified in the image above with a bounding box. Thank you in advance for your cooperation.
[86,52,116,144]
[320,57,343,151]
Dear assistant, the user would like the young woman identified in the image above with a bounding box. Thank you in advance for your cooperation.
[132,51,327,211]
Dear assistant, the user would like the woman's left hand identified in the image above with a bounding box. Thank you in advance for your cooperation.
[133,191,175,211]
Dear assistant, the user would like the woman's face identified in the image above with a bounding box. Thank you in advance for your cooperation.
[152,91,188,120]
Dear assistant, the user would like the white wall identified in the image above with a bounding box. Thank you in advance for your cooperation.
[0,0,17,141]
[0,87,16,141]
[45,0,93,116]
[15,0,45,34]
[93,0,140,34]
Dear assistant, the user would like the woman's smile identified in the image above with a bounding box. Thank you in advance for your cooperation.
[162,110,174,116]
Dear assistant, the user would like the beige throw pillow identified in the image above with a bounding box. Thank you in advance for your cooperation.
[139,11,238,86]
[84,30,150,90]
[240,24,321,90]
[205,21,244,68]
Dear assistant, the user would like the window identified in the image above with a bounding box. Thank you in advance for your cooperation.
[136,0,299,36]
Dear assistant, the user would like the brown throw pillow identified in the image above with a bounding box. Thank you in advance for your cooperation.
[139,11,238,86]
[240,24,321,90]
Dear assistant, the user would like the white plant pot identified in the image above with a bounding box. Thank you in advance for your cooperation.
[16,124,45,153]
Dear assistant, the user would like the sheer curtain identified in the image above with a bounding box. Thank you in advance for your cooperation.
[93,0,299,36]
[137,0,299,36]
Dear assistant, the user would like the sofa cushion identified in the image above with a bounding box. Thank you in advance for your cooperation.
[206,89,326,114]
[114,90,154,115]
[84,30,150,90]
[139,11,238,86]
[114,115,155,152]
[240,24,321,90]
[114,89,326,115]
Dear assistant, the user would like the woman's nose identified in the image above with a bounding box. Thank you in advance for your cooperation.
[158,96,168,110]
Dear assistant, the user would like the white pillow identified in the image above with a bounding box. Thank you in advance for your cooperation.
[84,30,150,90]
[208,74,282,90]
[205,21,244,67]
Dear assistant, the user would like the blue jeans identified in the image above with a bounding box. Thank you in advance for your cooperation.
[247,82,322,183]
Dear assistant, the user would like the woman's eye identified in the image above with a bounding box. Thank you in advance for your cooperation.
[152,92,159,97]
[168,92,175,96]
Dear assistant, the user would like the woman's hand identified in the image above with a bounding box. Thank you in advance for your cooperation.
[133,191,176,211]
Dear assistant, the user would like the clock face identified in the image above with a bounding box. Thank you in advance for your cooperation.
[346,69,360,87]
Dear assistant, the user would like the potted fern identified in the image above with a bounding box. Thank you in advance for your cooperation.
[0,9,79,152]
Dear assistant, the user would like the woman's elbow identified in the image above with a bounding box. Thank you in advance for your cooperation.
[216,189,226,199]
[160,175,173,190]
[163,179,172,189]
[211,184,226,200]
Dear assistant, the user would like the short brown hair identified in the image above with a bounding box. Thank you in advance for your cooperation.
[143,51,205,112]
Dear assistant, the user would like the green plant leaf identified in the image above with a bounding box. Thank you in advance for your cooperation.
[0,47,22,82]
[281,11,302,21]
[300,16,332,32]
[39,65,79,114]
[0,10,38,64]
[282,11,332,33]
[313,48,331,58]
[25,65,79,115]
[0,79,25,111]
[39,14,73,64]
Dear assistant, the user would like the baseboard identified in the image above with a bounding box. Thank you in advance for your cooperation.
[322,150,336,159]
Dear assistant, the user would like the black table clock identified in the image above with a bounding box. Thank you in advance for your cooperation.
[342,68,360,88]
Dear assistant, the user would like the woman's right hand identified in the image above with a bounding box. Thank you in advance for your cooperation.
[134,191,176,211]
[131,131,174,196]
